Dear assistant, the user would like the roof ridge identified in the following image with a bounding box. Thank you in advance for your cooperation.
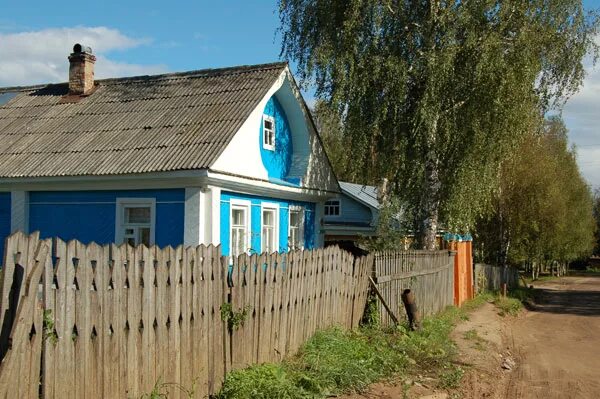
[0,61,288,93]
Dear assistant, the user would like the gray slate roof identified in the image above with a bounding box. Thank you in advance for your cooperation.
[339,181,380,209]
[0,62,287,178]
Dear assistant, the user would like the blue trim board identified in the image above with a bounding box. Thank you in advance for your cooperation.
[220,191,316,256]
[29,189,184,247]
[0,193,10,263]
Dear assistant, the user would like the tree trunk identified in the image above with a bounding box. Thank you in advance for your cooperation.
[418,117,441,250]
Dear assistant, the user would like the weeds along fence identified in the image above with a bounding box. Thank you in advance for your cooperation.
[372,250,455,327]
[228,250,371,371]
[0,232,372,398]
[474,263,519,293]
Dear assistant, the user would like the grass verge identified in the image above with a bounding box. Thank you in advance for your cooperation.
[215,303,475,399]
[491,285,536,316]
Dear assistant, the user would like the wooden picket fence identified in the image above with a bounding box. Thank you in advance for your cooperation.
[228,249,371,370]
[0,232,372,398]
[373,250,455,327]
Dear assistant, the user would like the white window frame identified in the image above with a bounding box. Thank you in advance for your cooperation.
[324,199,341,217]
[262,114,275,151]
[230,199,251,257]
[261,202,279,253]
[115,198,156,246]
[288,205,305,251]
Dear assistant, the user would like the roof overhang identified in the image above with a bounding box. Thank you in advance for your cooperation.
[322,223,377,236]
[0,168,338,202]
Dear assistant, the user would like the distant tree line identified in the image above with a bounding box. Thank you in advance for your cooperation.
[473,117,595,274]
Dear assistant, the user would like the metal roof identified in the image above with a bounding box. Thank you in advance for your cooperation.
[339,181,380,209]
[0,62,287,178]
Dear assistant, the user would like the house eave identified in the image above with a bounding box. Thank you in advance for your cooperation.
[0,168,339,202]
[206,169,338,202]
[322,223,377,235]
[0,170,209,191]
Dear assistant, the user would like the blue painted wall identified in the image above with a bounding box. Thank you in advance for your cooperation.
[0,193,10,262]
[29,189,184,247]
[220,191,315,256]
[260,96,293,180]
[323,193,374,225]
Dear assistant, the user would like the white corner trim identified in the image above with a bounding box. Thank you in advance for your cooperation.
[10,191,28,234]
[207,186,221,246]
[184,187,202,246]
[115,198,156,246]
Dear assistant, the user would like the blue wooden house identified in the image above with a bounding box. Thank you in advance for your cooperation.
[0,44,339,257]
[323,182,380,243]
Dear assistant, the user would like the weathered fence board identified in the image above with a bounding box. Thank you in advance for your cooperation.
[474,263,519,293]
[227,246,371,372]
[373,250,455,327]
[0,236,48,399]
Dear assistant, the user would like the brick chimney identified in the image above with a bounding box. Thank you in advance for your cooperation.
[68,43,96,95]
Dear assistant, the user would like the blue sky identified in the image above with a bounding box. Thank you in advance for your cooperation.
[1,0,600,188]
[0,1,284,74]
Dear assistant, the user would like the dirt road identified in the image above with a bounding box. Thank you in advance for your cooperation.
[504,275,600,398]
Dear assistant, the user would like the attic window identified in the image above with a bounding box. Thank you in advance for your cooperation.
[324,199,341,216]
[263,115,275,150]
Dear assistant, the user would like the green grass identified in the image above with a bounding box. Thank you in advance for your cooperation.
[523,274,560,285]
[463,329,486,351]
[215,300,481,399]
[143,292,526,398]
[438,365,465,389]
[138,378,196,399]
[490,286,535,316]
[461,292,495,312]
[584,266,600,275]
[216,328,409,398]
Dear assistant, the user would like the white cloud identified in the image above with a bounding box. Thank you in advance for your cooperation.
[0,26,168,87]
[563,59,600,190]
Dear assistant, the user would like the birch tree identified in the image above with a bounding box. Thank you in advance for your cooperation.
[279,0,598,248]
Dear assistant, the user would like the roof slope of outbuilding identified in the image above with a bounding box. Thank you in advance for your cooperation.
[339,181,380,209]
[0,62,286,178]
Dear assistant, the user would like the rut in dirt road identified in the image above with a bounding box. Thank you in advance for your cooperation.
[505,276,600,399]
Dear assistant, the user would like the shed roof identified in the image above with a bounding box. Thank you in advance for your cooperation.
[0,62,287,178]
[339,181,380,209]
